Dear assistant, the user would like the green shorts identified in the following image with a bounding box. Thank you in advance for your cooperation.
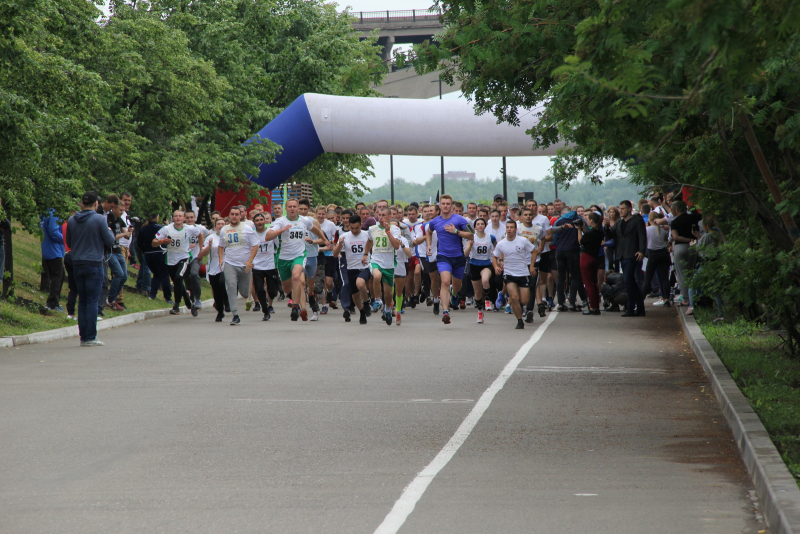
[277,253,307,282]
[370,263,394,288]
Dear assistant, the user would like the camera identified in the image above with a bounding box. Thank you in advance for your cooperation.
[573,218,584,227]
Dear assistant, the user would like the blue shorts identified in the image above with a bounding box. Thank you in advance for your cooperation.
[436,255,466,279]
[304,255,317,280]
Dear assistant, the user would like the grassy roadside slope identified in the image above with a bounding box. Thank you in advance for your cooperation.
[1,224,211,337]
[694,308,800,489]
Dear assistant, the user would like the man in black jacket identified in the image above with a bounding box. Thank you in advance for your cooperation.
[615,200,647,316]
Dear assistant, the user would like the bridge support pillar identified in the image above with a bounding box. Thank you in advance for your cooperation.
[377,35,395,64]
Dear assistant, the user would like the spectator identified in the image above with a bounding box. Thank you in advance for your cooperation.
[66,191,115,347]
[96,194,119,315]
[551,210,584,311]
[106,200,131,311]
[614,200,647,317]
[576,212,603,315]
[603,206,621,274]
[40,208,65,311]
[688,215,725,319]
[136,214,173,304]
[641,213,672,307]
[62,214,79,320]
[669,200,702,306]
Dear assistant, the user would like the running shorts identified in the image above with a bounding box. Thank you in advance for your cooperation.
[436,254,466,279]
[370,262,394,288]
[469,262,492,282]
[503,274,531,288]
[538,252,552,273]
[277,253,307,282]
[395,261,408,278]
[422,258,438,275]
[346,267,371,290]
[324,256,337,278]
[408,256,420,270]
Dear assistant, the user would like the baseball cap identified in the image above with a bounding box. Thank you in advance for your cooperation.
[81,191,98,205]
[493,194,505,201]
[509,202,520,210]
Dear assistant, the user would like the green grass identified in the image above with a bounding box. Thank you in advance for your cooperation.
[694,307,800,489]
[1,224,211,337]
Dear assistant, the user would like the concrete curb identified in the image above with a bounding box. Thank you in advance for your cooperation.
[1,299,215,348]
[678,308,800,534]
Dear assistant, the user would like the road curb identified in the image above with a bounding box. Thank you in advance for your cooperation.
[678,308,800,534]
[1,299,215,348]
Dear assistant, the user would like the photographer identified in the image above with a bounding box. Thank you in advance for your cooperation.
[575,212,604,315]
[669,200,702,306]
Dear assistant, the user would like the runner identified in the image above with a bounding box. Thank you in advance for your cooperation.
[492,220,538,329]
[464,217,496,324]
[152,210,200,317]
[297,199,325,320]
[184,210,208,310]
[252,213,279,322]
[315,207,338,315]
[217,206,260,325]
[363,207,402,325]
[516,207,544,323]
[197,217,228,322]
[533,203,554,316]
[425,195,473,325]
[332,215,371,324]
[413,204,440,313]
[263,199,329,322]
[391,222,413,325]
[403,204,421,308]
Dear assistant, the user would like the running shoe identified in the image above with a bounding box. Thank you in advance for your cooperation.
[287,299,293,307]
[419,294,426,304]
[384,310,392,326]
[262,312,271,321]
[408,297,417,309]
[290,306,300,321]
[495,293,505,310]
[310,312,319,321]
[466,297,474,307]
[245,300,252,311]
[253,302,261,312]
[328,300,338,310]
[426,296,433,306]
[359,309,368,325]
[459,298,466,310]
[653,300,670,307]
[450,295,459,309]
[477,311,484,324]
[343,309,351,322]
[67,314,77,320]
[485,300,493,311]
[364,306,372,317]
[300,309,308,321]
[538,302,547,317]
[230,315,240,326]
[165,299,175,306]
[195,299,203,309]
[515,319,524,329]
[547,298,555,309]
[278,293,285,301]
[215,311,225,322]
[320,305,328,315]
[191,304,198,317]
[80,339,105,347]
[267,306,275,315]
[372,300,382,312]
[505,304,513,314]
[525,310,534,323]
[396,311,401,325]
[442,311,451,324]
[433,300,440,315]
[169,308,180,315]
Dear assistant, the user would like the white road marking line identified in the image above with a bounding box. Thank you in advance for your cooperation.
[518,366,670,374]
[231,399,470,404]
[374,311,559,534]
[574,493,598,496]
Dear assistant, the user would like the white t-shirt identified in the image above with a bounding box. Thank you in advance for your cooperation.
[516,222,543,265]
[254,229,278,270]
[187,224,208,259]
[272,216,314,260]
[155,223,196,266]
[319,219,338,257]
[340,230,370,271]
[469,233,496,265]
[368,224,402,270]
[646,224,669,250]
[219,223,259,267]
[487,222,505,242]
[415,222,438,261]
[395,237,411,277]
[493,236,535,277]
[205,233,223,277]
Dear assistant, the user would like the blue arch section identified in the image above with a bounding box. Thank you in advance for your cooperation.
[247,94,324,190]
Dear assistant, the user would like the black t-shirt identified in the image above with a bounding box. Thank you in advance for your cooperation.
[670,212,702,242]
[107,213,124,252]
[579,227,603,257]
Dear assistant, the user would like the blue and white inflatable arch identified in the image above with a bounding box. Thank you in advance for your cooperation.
[249,93,560,191]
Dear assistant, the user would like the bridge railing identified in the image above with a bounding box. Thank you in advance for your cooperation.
[352,9,442,24]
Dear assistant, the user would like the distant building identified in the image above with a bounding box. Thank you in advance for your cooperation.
[432,170,476,181]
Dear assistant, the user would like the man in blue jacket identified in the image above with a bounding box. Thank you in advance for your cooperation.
[66,192,116,347]
[40,208,65,311]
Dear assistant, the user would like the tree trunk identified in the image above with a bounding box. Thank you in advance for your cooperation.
[737,111,800,244]
[1,205,12,298]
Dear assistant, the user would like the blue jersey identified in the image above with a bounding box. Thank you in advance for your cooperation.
[427,214,469,258]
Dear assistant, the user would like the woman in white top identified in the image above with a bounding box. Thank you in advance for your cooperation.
[198,218,229,322]
[463,218,496,323]
[642,213,672,307]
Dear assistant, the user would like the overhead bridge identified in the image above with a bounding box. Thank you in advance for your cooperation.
[351,9,459,99]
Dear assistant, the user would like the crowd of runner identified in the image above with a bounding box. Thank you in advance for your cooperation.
[62,189,719,345]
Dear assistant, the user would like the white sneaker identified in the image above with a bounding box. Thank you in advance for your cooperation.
[466,297,474,306]
[67,315,77,320]
[96,316,104,321]
[653,300,668,306]
[195,299,202,309]
[477,311,484,324]
[310,312,319,321]
[80,339,105,347]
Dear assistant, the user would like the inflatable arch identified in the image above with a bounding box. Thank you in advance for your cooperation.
[248,93,561,191]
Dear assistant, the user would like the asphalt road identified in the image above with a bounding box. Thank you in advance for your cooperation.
[0,300,768,533]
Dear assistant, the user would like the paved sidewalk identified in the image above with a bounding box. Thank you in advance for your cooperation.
[0,303,768,533]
